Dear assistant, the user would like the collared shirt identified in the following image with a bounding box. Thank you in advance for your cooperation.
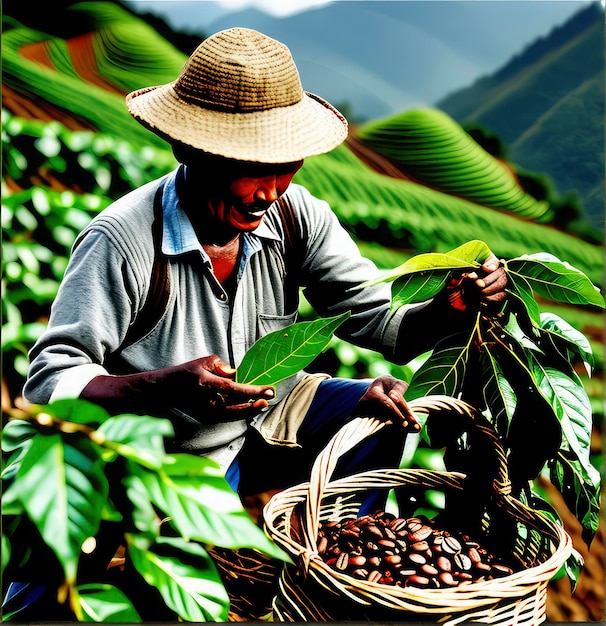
[24,167,409,460]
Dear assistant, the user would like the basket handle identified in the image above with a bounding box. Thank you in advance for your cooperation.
[300,395,512,554]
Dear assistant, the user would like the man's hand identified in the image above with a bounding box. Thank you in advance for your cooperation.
[172,355,275,417]
[81,355,274,419]
[445,253,508,316]
[354,375,420,432]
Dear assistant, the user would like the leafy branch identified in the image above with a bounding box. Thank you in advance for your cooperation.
[1,400,290,622]
[371,240,603,584]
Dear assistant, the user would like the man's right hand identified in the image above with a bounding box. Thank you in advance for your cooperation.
[170,355,275,417]
[80,354,275,419]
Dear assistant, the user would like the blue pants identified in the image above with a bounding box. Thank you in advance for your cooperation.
[226,378,407,515]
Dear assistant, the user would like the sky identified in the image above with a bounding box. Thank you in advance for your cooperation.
[125,0,335,27]
[125,0,600,33]
[203,0,334,16]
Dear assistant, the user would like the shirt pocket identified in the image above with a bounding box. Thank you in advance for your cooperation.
[257,310,298,336]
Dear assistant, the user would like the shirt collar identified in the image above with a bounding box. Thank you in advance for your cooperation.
[160,166,281,259]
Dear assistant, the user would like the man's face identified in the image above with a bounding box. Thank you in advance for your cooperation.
[188,157,303,232]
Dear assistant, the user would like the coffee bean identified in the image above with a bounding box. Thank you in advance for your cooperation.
[363,524,384,540]
[390,518,408,534]
[421,564,439,576]
[320,513,516,588]
[383,526,397,541]
[317,536,328,554]
[398,568,417,577]
[439,572,457,586]
[474,561,491,572]
[368,555,382,568]
[454,553,472,571]
[436,556,451,572]
[491,564,513,578]
[408,526,433,542]
[467,547,481,563]
[407,552,427,566]
[367,570,382,583]
[406,574,430,587]
[336,552,349,571]
[406,519,424,534]
[442,536,463,554]
[411,540,429,552]
[341,528,361,540]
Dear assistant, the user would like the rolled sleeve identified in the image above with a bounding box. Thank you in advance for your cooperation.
[49,363,110,402]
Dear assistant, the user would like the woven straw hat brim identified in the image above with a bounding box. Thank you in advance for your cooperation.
[126,83,348,163]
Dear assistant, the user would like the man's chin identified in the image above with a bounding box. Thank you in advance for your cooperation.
[230,209,267,230]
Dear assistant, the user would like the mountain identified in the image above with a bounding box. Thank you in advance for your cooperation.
[202,1,590,122]
[437,3,604,230]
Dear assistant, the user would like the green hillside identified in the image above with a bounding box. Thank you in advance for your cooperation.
[437,3,604,229]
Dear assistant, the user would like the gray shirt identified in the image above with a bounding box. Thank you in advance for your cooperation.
[25,167,416,458]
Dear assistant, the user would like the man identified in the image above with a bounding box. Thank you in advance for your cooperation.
[24,27,507,504]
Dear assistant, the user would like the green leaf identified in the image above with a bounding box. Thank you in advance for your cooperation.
[446,240,492,264]
[133,454,290,561]
[41,398,111,427]
[77,584,142,623]
[2,534,11,576]
[126,534,229,622]
[3,434,108,583]
[478,347,517,435]
[507,272,541,325]
[236,312,350,386]
[507,254,605,308]
[407,328,476,401]
[540,313,594,372]
[531,360,593,472]
[564,548,584,593]
[96,414,174,468]
[124,472,159,536]
[363,251,479,287]
[1,418,37,452]
[391,271,450,307]
[550,452,600,547]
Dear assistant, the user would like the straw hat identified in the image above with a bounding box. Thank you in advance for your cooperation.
[126,27,348,163]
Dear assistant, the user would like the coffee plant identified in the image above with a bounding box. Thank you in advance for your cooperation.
[364,239,603,586]
[1,399,291,621]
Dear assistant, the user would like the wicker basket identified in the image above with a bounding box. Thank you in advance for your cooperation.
[263,396,572,624]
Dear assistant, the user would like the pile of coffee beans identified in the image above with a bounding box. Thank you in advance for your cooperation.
[317,510,514,588]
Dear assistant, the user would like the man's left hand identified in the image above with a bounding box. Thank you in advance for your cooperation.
[445,253,508,316]
[355,375,420,432]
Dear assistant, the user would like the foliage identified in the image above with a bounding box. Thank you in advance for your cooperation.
[367,239,603,585]
[1,111,174,390]
[1,399,290,621]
